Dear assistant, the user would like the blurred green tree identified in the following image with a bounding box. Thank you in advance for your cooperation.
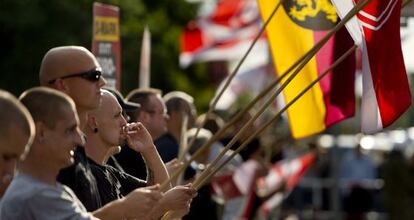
[0,0,215,111]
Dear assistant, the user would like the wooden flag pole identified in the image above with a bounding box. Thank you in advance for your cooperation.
[192,0,371,189]
[173,113,189,186]
[194,45,358,189]
[178,113,189,162]
[403,0,412,7]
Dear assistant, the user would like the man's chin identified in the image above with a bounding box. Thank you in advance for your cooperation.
[113,146,122,154]
[119,139,127,146]
[60,157,75,169]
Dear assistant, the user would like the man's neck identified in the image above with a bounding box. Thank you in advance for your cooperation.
[85,136,110,165]
[77,110,88,132]
[19,153,60,186]
[167,123,181,143]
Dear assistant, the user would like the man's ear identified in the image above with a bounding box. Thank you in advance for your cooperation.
[138,111,149,123]
[54,78,69,92]
[87,115,99,133]
[34,122,47,143]
[170,111,181,122]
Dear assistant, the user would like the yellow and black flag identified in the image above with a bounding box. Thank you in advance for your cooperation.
[257,0,356,138]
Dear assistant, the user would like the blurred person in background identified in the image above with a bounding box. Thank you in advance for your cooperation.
[155,91,196,163]
[339,143,377,220]
[381,146,414,220]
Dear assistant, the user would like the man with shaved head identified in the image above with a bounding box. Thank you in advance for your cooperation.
[85,91,196,218]
[1,87,91,219]
[39,46,162,219]
[0,90,34,198]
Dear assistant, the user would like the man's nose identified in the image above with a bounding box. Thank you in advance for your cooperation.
[164,113,170,120]
[121,114,127,126]
[3,158,17,174]
[98,75,107,88]
[76,129,86,146]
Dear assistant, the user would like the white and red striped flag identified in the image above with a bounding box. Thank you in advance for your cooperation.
[332,0,411,133]
[256,153,316,215]
[211,159,261,201]
[179,0,267,68]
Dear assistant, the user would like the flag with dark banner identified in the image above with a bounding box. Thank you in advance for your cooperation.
[92,2,121,90]
[257,0,356,139]
[332,0,411,134]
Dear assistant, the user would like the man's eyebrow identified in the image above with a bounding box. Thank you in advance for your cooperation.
[68,124,78,131]
[3,153,19,160]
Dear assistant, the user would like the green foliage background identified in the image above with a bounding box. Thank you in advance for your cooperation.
[0,0,215,111]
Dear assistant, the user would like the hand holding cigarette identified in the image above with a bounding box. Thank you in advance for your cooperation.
[122,122,155,153]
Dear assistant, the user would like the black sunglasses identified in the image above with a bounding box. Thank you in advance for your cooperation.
[48,68,102,84]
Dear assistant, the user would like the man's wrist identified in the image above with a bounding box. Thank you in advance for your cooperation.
[113,197,128,219]
[141,144,158,157]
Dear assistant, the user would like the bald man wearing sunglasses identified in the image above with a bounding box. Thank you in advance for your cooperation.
[39,46,163,219]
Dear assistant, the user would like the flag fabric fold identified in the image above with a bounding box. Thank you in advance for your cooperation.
[332,0,411,133]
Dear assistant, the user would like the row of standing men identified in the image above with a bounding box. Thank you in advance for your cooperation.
[0,45,201,220]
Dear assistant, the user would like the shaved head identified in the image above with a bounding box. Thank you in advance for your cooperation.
[89,90,118,117]
[0,90,35,197]
[0,90,34,141]
[19,87,77,129]
[38,46,106,113]
[39,46,100,86]
[0,90,34,160]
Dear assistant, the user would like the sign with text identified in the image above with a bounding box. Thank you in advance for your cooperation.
[92,2,121,90]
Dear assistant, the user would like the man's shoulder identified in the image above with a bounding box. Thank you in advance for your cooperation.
[1,175,35,207]
[1,175,65,217]
[58,147,90,183]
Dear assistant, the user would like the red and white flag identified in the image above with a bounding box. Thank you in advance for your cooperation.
[211,159,261,201]
[179,0,267,68]
[256,153,316,215]
[210,172,243,201]
[332,0,411,133]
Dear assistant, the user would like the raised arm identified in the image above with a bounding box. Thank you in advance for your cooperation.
[124,122,171,189]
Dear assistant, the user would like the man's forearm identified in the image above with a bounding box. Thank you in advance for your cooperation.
[142,146,171,190]
[92,198,125,220]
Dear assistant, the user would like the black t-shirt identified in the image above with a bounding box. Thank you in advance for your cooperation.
[88,158,147,206]
[57,147,102,211]
[110,144,148,180]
